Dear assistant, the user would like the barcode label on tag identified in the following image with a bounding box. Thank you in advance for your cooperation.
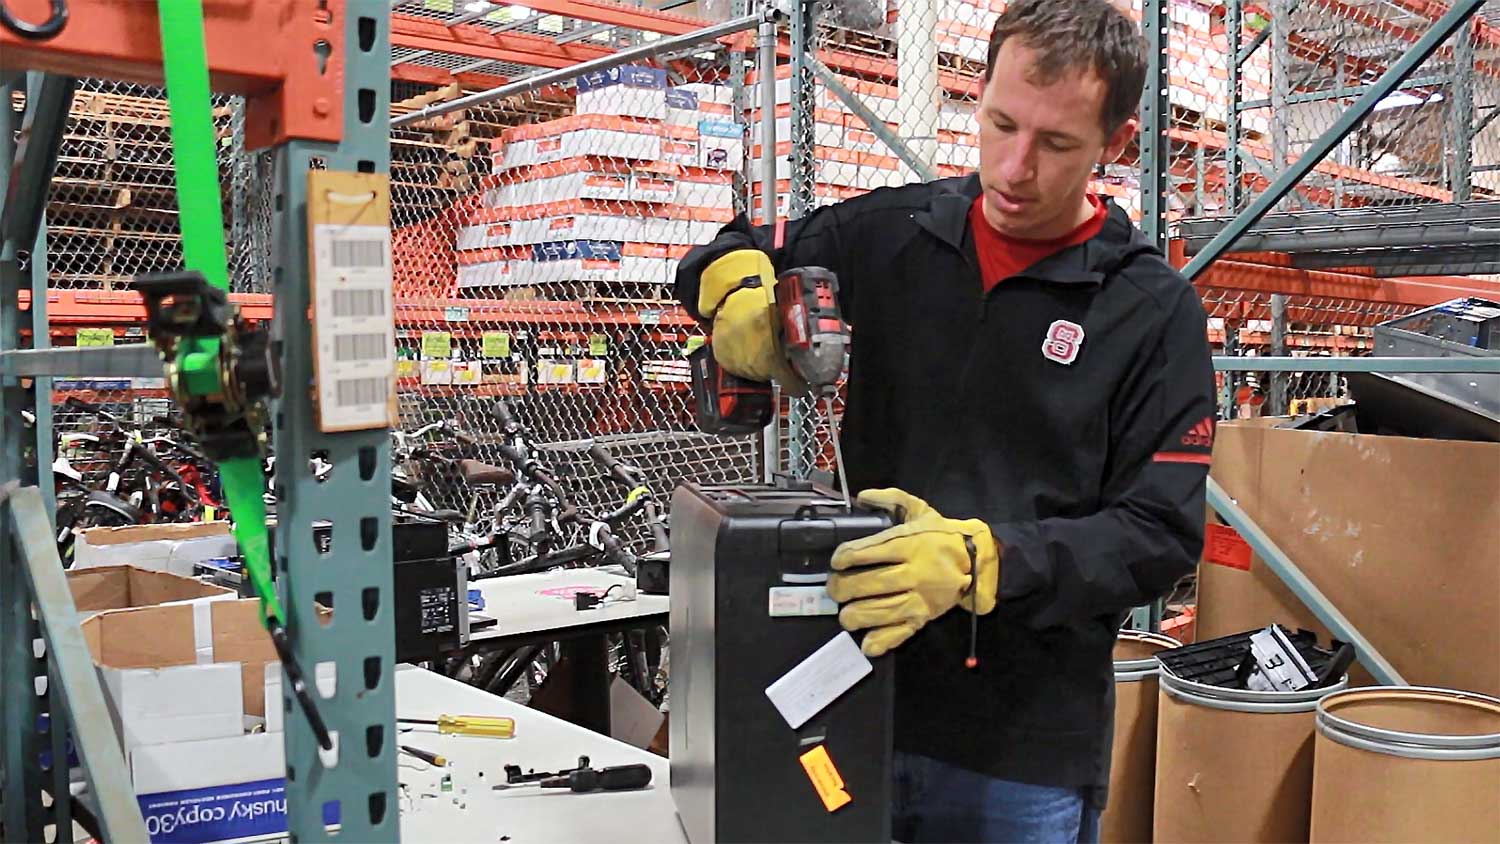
[331,239,386,268]
[332,289,386,318]
[312,219,395,431]
[336,377,386,407]
[334,332,388,362]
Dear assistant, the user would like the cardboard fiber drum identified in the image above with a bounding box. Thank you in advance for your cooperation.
[1310,687,1500,843]
[1101,631,1180,844]
[1154,671,1346,843]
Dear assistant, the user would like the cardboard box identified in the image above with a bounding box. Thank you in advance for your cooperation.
[71,565,237,664]
[455,258,516,289]
[661,137,699,166]
[83,599,279,719]
[697,119,744,170]
[666,87,700,130]
[1197,421,1500,697]
[576,65,668,120]
[79,599,325,842]
[74,522,239,578]
[69,565,234,614]
[129,732,335,844]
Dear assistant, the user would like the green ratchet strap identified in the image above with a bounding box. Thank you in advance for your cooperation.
[155,0,282,625]
[153,0,330,749]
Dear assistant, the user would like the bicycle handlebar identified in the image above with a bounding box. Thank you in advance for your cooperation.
[588,442,644,489]
[493,398,520,433]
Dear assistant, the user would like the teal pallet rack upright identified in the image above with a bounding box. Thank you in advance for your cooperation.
[0,2,399,841]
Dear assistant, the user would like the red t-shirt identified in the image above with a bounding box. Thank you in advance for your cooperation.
[969,194,1107,292]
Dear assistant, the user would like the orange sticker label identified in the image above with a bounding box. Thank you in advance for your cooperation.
[1205,523,1253,570]
[798,745,852,813]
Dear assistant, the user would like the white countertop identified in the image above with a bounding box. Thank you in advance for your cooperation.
[469,566,669,643]
[395,664,687,844]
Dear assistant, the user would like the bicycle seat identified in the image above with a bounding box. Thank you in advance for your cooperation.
[457,459,515,486]
[82,491,143,524]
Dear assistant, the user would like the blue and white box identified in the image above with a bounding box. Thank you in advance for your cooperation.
[576,65,668,119]
[131,733,341,843]
[665,87,700,130]
[697,120,744,170]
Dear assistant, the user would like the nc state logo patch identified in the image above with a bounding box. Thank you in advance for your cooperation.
[1042,320,1085,365]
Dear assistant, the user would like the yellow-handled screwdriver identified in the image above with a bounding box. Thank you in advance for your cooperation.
[398,714,516,739]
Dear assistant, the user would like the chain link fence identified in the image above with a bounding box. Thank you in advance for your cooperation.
[43,58,765,520]
[387,44,764,533]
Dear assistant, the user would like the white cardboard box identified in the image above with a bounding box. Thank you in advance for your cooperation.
[128,732,341,843]
[80,599,312,843]
[576,65,668,120]
[629,172,677,204]
[74,523,239,578]
[456,259,517,289]
[103,662,244,757]
[698,119,744,170]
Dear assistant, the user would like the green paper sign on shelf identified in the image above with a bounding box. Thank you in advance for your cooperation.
[482,331,512,359]
[422,331,452,359]
[77,328,116,348]
[589,334,609,357]
[685,335,707,355]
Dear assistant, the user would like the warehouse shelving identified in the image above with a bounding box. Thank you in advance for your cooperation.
[25,0,1492,360]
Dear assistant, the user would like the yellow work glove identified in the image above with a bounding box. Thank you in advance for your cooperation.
[696,249,810,396]
[826,489,1001,659]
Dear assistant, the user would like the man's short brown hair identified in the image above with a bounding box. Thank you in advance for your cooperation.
[984,0,1149,134]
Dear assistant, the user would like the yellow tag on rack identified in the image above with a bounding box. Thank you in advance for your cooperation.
[422,331,452,359]
[77,328,115,347]
[798,745,852,813]
[482,331,511,359]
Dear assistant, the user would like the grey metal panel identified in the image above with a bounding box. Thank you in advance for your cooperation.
[1140,0,1170,252]
[0,73,75,251]
[1178,201,1500,254]
[9,487,149,842]
[1289,246,1500,276]
[0,344,162,378]
[0,72,45,844]
[270,8,398,841]
[1213,355,1500,373]
[1374,323,1500,417]
[1185,8,1496,290]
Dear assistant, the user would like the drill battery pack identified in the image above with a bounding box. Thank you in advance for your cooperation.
[669,479,894,843]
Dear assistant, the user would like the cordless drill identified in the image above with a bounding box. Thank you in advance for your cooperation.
[689,266,848,435]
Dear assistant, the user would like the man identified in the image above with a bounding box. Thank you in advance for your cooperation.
[675,0,1215,840]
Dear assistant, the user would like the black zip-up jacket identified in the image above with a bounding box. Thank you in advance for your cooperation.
[676,174,1215,802]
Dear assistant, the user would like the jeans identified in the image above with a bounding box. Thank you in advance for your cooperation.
[892,751,1101,844]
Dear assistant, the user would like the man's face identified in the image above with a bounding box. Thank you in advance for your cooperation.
[977,39,1136,240]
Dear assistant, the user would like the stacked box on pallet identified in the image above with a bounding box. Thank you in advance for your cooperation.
[467,68,739,299]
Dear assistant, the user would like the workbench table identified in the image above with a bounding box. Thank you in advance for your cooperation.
[462,567,669,735]
[468,566,669,650]
[396,664,686,844]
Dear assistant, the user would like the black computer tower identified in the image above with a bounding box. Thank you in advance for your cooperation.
[670,481,895,844]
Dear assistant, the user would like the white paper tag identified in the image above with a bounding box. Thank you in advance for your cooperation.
[765,631,873,730]
[1246,626,1319,692]
[312,222,395,430]
[769,586,839,617]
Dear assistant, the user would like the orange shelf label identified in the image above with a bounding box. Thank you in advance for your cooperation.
[1205,523,1253,571]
